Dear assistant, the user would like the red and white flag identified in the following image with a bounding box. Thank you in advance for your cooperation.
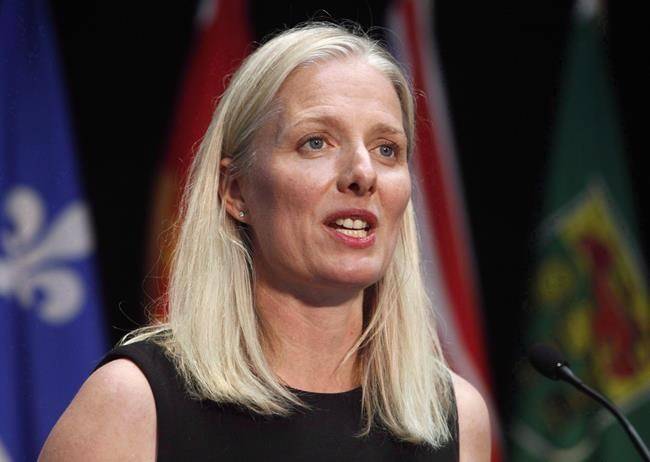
[387,1,503,459]
[146,0,252,311]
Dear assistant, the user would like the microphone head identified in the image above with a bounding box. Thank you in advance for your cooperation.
[528,343,569,380]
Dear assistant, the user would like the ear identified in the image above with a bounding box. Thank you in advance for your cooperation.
[219,157,248,223]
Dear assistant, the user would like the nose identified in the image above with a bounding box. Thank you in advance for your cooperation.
[337,144,377,196]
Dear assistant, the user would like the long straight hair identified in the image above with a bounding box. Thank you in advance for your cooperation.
[125,23,454,447]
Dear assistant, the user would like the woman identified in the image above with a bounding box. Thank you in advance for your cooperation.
[40,24,490,461]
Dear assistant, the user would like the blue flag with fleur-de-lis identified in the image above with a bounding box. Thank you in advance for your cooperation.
[0,0,107,460]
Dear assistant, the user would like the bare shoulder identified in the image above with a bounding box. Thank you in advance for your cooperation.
[39,359,156,462]
[450,371,491,462]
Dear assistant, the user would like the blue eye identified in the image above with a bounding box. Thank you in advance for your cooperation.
[378,144,396,157]
[306,137,325,150]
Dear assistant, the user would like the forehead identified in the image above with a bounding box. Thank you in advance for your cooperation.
[274,57,403,126]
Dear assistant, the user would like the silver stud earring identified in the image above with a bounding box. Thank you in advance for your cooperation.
[238,210,246,218]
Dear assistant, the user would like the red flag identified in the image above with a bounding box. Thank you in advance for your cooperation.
[387,1,503,459]
[146,0,252,313]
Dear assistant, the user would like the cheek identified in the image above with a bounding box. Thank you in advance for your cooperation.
[246,164,323,241]
[384,172,412,223]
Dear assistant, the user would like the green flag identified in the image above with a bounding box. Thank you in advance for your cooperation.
[510,4,650,461]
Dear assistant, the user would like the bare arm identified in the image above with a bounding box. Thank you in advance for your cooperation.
[452,372,491,462]
[39,359,156,461]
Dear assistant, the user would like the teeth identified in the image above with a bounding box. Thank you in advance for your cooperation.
[336,228,368,238]
[334,218,369,230]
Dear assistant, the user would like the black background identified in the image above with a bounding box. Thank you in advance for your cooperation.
[50,0,648,432]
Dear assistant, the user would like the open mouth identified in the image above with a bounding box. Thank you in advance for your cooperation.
[328,217,372,238]
[323,210,378,247]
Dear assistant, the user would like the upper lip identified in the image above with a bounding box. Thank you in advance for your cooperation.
[323,208,378,229]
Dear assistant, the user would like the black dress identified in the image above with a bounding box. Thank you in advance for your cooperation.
[97,341,459,461]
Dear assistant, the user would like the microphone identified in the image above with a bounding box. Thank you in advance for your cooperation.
[528,343,650,462]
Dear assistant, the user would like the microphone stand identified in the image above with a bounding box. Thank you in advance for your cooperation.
[557,365,650,462]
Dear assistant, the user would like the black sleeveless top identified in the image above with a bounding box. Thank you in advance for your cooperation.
[97,341,459,461]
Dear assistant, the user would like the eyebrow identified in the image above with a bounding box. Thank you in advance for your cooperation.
[370,123,407,138]
[279,114,406,141]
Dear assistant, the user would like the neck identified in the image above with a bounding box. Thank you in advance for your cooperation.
[255,279,364,393]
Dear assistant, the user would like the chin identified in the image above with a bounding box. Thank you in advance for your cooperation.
[322,265,384,291]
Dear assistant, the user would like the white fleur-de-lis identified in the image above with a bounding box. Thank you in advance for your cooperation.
[0,437,11,462]
[0,186,94,324]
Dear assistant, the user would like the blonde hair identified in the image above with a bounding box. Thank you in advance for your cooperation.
[126,23,454,447]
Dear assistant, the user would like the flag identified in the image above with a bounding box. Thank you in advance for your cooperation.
[511,2,650,460]
[145,0,252,311]
[0,0,107,460]
[386,1,503,459]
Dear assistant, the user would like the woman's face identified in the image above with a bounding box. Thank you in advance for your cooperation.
[229,57,411,300]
